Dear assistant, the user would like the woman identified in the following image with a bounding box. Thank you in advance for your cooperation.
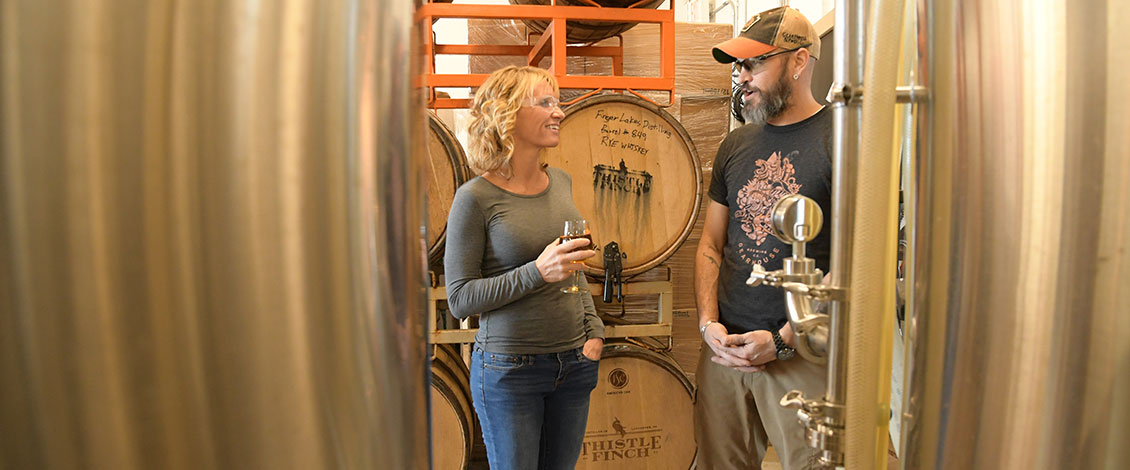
[444,65,605,470]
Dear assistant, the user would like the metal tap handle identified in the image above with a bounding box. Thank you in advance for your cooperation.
[771,195,824,246]
[780,390,820,430]
[603,270,614,303]
[748,264,768,287]
[602,241,624,303]
[765,195,834,363]
[780,390,808,410]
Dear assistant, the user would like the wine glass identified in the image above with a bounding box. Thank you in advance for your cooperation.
[560,219,590,294]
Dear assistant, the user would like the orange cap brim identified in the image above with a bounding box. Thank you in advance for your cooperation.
[711,37,776,63]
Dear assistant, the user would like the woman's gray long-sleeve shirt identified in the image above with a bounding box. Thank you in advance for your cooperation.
[444,167,604,354]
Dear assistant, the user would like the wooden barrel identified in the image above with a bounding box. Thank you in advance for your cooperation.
[426,113,472,267]
[510,0,666,45]
[577,342,696,469]
[545,94,702,276]
[430,344,475,470]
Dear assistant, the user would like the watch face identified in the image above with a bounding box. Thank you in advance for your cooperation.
[778,347,795,361]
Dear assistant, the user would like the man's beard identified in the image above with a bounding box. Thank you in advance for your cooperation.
[740,67,792,126]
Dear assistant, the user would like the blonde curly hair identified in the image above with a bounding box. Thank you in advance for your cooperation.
[466,66,559,174]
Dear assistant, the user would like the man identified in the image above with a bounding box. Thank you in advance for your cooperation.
[694,6,832,469]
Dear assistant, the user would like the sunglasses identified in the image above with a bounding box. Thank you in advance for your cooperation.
[733,44,810,74]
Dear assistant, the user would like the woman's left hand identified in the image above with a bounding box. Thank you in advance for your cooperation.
[582,337,604,361]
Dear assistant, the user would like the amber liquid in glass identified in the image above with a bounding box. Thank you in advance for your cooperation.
[561,220,590,294]
[558,232,593,251]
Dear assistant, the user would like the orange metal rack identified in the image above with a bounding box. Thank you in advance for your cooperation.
[417,0,676,108]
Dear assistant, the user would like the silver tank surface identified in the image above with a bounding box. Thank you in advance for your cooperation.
[0,1,429,468]
[902,0,1130,468]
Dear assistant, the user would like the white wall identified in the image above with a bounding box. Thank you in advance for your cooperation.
[428,0,833,142]
[683,0,832,33]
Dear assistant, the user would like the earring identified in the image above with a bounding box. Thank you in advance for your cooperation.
[793,73,800,80]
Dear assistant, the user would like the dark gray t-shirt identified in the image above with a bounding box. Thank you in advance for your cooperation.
[708,107,833,333]
[444,166,604,354]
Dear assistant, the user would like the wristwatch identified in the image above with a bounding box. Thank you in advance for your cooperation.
[770,329,796,361]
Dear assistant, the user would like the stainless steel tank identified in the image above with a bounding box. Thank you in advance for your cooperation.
[901,0,1130,468]
[0,1,429,468]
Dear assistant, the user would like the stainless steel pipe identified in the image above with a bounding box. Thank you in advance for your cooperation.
[819,0,867,466]
[0,1,429,468]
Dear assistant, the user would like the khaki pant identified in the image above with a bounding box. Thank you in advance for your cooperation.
[694,342,827,469]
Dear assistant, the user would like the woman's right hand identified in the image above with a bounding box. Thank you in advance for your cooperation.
[535,238,596,283]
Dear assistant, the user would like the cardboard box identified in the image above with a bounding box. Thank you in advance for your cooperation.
[466,20,734,98]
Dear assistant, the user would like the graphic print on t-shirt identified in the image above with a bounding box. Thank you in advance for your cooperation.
[733,150,801,266]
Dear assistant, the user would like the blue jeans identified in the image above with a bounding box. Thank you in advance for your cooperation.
[470,344,600,470]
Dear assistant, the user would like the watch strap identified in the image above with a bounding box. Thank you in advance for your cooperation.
[771,329,795,360]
